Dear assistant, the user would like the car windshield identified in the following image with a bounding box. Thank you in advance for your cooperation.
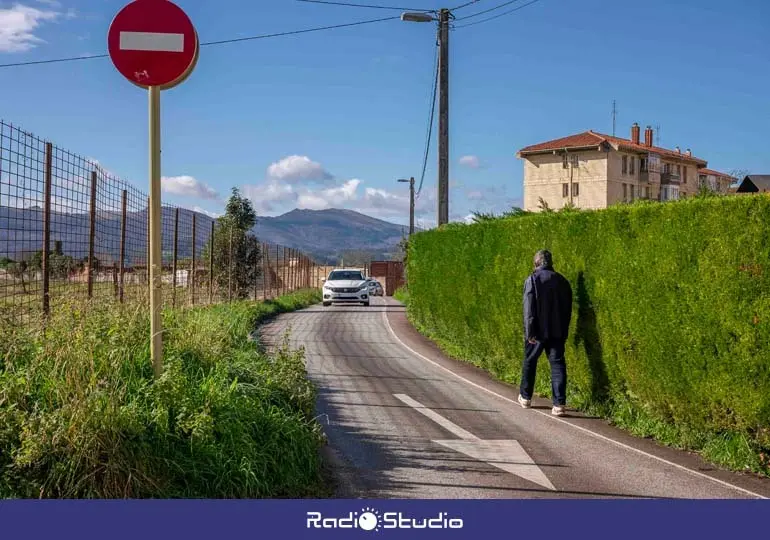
[328,271,364,281]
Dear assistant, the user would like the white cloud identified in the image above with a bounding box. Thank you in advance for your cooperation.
[161,175,219,200]
[466,190,483,201]
[242,181,297,213]
[0,4,60,53]
[459,155,481,169]
[266,155,333,184]
[297,179,360,210]
[193,206,221,219]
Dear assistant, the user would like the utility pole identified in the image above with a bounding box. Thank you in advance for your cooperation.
[437,8,450,226]
[398,177,415,235]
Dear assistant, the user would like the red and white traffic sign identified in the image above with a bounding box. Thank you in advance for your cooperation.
[108,0,199,89]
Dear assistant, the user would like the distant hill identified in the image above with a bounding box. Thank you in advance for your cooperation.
[0,206,408,264]
[253,209,409,263]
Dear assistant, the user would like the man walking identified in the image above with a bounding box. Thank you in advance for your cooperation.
[518,250,573,416]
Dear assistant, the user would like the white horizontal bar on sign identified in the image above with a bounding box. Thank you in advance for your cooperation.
[119,32,184,52]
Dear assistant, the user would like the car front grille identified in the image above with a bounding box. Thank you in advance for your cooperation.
[332,287,359,293]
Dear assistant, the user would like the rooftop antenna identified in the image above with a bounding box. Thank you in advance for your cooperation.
[612,100,617,136]
[655,124,661,146]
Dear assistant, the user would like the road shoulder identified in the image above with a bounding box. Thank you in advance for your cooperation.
[382,298,770,499]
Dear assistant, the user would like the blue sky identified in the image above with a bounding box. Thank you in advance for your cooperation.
[0,0,768,227]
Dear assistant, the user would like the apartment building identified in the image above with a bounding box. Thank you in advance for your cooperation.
[516,124,711,211]
[698,169,736,193]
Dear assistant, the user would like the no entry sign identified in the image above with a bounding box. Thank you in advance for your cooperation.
[108,0,199,89]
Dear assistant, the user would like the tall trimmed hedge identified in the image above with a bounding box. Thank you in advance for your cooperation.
[406,195,770,472]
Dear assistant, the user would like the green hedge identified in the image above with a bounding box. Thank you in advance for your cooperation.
[406,196,770,474]
[0,290,326,498]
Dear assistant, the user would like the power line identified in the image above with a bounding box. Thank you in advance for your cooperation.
[296,0,431,10]
[454,0,522,21]
[453,0,541,28]
[0,15,400,69]
[417,38,439,199]
[449,0,484,10]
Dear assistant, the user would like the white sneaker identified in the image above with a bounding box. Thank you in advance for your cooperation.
[551,406,566,417]
[518,395,531,409]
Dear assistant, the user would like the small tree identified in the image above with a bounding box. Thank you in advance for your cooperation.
[8,260,28,294]
[203,188,261,300]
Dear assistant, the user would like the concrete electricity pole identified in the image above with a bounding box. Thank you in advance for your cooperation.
[398,177,415,235]
[437,8,450,226]
[402,8,452,227]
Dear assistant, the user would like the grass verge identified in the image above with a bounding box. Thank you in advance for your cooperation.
[0,289,328,498]
[393,286,409,306]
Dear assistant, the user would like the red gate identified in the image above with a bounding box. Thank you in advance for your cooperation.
[370,261,404,296]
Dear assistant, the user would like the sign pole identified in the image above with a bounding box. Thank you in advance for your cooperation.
[149,85,163,377]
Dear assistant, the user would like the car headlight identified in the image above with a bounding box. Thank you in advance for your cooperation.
[359,284,368,291]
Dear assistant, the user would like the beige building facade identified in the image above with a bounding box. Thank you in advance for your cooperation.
[517,124,726,212]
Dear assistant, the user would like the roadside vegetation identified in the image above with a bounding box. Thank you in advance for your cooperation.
[0,289,326,498]
[405,194,770,477]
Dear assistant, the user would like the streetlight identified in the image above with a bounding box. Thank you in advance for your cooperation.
[402,9,450,227]
[398,177,415,236]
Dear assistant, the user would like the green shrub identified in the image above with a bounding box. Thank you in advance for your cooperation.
[393,287,409,306]
[406,195,770,474]
[0,289,325,498]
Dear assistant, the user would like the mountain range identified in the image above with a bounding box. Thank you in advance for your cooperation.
[0,206,408,264]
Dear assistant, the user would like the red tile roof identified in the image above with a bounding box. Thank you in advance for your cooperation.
[517,130,708,165]
[698,168,735,179]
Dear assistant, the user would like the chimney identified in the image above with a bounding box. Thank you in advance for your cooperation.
[631,123,640,144]
[644,126,653,147]
[686,148,691,157]
[675,146,681,154]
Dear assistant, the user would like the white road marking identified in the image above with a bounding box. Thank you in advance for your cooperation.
[119,31,184,52]
[393,394,478,440]
[435,439,556,491]
[380,302,768,499]
[393,393,556,490]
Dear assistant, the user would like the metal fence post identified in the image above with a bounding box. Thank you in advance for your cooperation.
[274,245,278,299]
[228,226,233,302]
[262,242,268,301]
[146,197,150,286]
[172,208,179,308]
[282,247,287,296]
[119,190,127,303]
[191,213,197,306]
[41,142,53,317]
[87,170,97,298]
[208,220,214,304]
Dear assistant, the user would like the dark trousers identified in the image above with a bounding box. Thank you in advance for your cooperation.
[519,339,567,406]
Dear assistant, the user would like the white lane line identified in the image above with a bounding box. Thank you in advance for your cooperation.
[393,393,478,440]
[380,302,768,500]
[394,392,555,490]
[120,32,184,52]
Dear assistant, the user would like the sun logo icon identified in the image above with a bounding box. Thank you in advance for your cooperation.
[358,507,382,532]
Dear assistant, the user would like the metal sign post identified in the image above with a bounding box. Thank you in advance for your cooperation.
[108,0,199,377]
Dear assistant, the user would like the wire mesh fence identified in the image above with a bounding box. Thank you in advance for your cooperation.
[0,120,326,322]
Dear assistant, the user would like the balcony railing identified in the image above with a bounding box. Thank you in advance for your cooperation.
[660,172,681,185]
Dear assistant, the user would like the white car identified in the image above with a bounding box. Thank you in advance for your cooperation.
[322,268,370,307]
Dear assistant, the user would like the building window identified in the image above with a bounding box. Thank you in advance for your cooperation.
[562,154,568,169]
[572,183,579,197]
[630,157,635,175]
[571,154,578,167]
[623,183,627,200]
[563,183,569,197]
[677,165,681,177]
[646,186,650,198]
[663,163,671,174]
[683,166,687,184]
[622,156,627,174]
[630,185,635,201]
[640,157,648,172]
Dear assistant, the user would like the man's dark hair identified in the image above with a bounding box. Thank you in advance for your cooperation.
[534,249,553,269]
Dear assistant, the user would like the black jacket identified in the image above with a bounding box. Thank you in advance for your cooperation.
[523,266,573,342]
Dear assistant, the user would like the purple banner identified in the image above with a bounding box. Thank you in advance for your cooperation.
[0,500,766,539]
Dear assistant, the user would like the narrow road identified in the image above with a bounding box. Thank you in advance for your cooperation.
[260,297,770,499]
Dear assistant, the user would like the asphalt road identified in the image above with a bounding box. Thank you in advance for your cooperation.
[260,297,770,499]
